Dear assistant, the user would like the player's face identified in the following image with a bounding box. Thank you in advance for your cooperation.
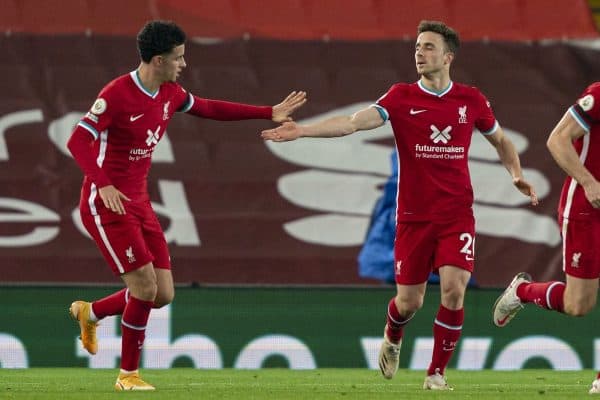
[159,44,186,82]
[415,32,452,76]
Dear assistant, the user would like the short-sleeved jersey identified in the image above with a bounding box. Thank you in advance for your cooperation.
[375,81,498,222]
[76,70,193,206]
[559,82,600,220]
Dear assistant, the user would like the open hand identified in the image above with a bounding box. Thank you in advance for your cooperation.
[99,185,131,215]
[261,121,303,142]
[513,177,538,206]
[271,91,307,123]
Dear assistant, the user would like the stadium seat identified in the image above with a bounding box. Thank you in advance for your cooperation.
[0,0,20,33]
[19,0,89,34]
[379,0,450,38]
[303,0,383,39]
[86,0,154,35]
[155,0,242,39]
[238,0,308,39]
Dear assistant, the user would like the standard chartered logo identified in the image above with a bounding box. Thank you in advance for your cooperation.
[264,102,560,247]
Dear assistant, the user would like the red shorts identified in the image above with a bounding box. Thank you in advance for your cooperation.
[560,217,600,279]
[394,216,475,285]
[80,200,171,276]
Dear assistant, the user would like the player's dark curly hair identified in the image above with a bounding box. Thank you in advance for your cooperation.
[137,21,186,63]
[418,20,460,54]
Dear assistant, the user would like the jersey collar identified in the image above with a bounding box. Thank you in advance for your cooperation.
[417,80,453,97]
[130,70,160,99]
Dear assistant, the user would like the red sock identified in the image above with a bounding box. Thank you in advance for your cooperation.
[385,298,413,344]
[427,305,463,376]
[91,289,129,320]
[120,296,153,372]
[517,281,565,312]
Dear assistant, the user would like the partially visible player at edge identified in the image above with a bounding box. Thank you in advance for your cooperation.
[261,20,537,390]
[67,20,306,391]
[493,82,600,395]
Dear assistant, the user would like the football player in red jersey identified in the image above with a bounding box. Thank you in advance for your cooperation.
[67,20,306,390]
[493,83,600,394]
[262,20,537,390]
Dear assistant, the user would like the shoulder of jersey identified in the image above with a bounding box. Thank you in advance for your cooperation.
[387,82,411,95]
[453,82,478,93]
[163,80,183,91]
[100,74,130,96]
[587,82,600,93]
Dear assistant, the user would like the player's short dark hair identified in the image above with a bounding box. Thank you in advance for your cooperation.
[137,20,186,63]
[417,20,460,54]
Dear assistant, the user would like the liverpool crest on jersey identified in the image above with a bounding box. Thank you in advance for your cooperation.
[163,101,170,120]
[458,105,467,124]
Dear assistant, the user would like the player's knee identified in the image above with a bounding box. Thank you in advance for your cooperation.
[139,285,158,301]
[153,291,175,308]
[440,287,465,309]
[396,296,423,314]
[564,300,595,317]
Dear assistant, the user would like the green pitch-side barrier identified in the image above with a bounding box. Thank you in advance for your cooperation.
[1,286,598,369]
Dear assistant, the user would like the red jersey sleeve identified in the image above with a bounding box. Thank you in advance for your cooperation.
[67,128,112,188]
[570,82,600,131]
[67,84,118,188]
[176,86,272,120]
[374,84,402,121]
[474,89,498,135]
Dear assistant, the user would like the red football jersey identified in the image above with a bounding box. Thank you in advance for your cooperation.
[375,81,498,222]
[76,71,190,208]
[558,82,600,220]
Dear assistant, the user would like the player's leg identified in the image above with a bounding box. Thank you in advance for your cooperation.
[142,214,174,309]
[423,216,474,390]
[71,208,155,363]
[379,282,426,379]
[379,222,433,379]
[564,274,598,316]
[115,263,157,391]
[492,271,534,327]
[494,218,600,326]
[69,287,130,355]
[154,268,175,308]
[422,265,469,390]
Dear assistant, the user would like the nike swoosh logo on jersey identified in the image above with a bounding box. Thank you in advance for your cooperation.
[409,109,427,115]
[130,114,144,122]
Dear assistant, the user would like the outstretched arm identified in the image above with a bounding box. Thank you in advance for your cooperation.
[484,127,538,205]
[261,106,385,142]
[185,91,306,121]
[547,110,600,208]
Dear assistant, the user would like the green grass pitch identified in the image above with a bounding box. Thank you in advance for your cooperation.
[0,368,596,399]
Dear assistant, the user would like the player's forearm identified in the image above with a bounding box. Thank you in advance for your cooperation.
[188,97,272,120]
[547,134,597,187]
[495,136,523,179]
[67,129,112,188]
[301,115,357,138]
